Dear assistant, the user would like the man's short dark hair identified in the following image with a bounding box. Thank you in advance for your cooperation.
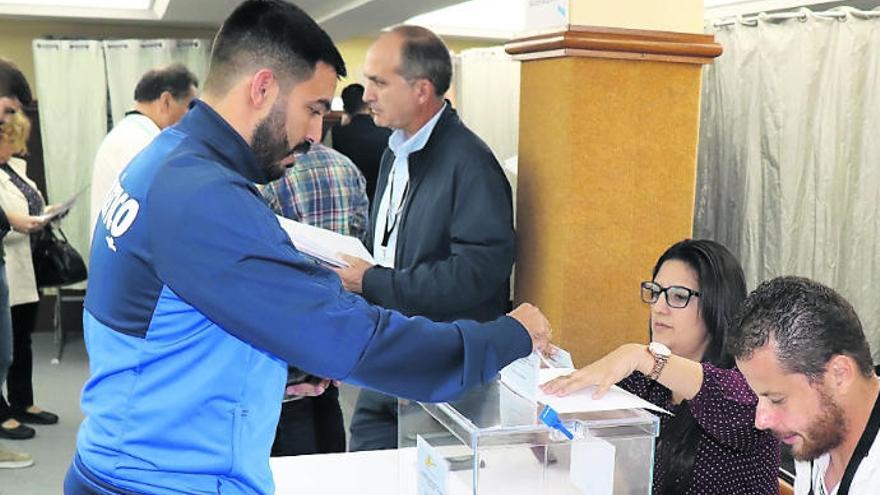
[391,25,451,98]
[729,276,875,381]
[340,83,365,115]
[0,58,33,105]
[204,0,346,96]
[134,63,199,102]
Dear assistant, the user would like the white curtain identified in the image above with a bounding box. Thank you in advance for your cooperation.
[454,45,521,212]
[104,39,211,126]
[454,47,521,299]
[32,38,211,281]
[455,47,521,165]
[32,40,108,280]
[695,7,880,361]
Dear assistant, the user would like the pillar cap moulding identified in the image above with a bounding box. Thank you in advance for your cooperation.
[505,25,723,65]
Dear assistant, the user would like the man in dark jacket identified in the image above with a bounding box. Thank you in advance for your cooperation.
[331,83,390,203]
[335,25,516,451]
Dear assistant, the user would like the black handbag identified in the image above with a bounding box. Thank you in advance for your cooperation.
[31,225,87,288]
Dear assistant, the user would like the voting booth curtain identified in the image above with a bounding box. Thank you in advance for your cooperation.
[694,7,880,360]
[454,46,521,219]
[32,38,210,278]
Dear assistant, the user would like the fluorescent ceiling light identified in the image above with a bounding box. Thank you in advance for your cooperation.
[0,0,164,20]
[0,0,151,8]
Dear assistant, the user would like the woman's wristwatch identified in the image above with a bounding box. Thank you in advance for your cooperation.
[647,342,671,381]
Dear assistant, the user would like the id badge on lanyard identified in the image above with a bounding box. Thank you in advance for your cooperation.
[374,244,391,267]
[377,179,408,267]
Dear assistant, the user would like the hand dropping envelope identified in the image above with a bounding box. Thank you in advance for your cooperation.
[537,368,670,415]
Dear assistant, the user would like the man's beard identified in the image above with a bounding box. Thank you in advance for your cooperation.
[251,103,315,181]
[252,103,292,182]
[788,386,847,461]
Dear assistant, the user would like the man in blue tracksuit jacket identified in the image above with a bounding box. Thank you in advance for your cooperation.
[64,2,550,494]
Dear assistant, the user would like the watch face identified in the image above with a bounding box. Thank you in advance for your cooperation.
[649,342,671,357]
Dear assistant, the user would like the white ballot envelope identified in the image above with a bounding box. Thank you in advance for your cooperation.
[36,187,86,222]
[536,367,670,415]
[275,215,374,268]
[499,353,541,402]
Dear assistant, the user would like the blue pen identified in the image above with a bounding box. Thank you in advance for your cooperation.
[539,404,574,440]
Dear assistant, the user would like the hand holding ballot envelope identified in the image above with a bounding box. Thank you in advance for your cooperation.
[39,203,69,222]
[35,186,86,223]
[7,187,83,234]
[508,303,552,356]
[500,345,669,415]
[541,343,654,400]
[7,210,49,234]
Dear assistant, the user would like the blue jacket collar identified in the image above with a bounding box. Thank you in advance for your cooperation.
[176,100,268,184]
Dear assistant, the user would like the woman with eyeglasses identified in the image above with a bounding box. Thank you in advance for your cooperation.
[542,239,780,494]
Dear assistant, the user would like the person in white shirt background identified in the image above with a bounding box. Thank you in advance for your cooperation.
[89,63,198,238]
[731,276,880,495]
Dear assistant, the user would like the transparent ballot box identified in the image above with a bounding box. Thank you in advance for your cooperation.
[398,380,660,495]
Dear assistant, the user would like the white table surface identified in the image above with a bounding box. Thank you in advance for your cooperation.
[269,445,598,495]
[271,448,415,495]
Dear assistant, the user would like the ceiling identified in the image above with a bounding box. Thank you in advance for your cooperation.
[0,0,877,41]
[0,0,470,40]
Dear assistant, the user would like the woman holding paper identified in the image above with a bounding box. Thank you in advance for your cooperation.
[0,107,60,441]
[542,239,780,494]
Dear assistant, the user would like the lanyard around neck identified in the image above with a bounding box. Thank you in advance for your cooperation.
[380,166,409,248]
[809,387,880,495]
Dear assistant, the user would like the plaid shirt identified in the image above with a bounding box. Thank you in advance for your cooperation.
[261,144,369,242]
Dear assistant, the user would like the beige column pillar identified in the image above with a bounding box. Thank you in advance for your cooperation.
[507,1,721,365]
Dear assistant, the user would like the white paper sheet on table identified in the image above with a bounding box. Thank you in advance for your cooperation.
[537,368,670,415]
[275,215,374,267]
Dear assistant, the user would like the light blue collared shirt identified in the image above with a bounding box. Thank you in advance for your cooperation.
[373,103,447,267]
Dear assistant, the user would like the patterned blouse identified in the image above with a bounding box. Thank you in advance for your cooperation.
[619,363,781,494]
[1,162,44,216]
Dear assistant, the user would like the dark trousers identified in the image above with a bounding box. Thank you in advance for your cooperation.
[0,301,38,421]
[270,384,346,457]
[348,389,399,452]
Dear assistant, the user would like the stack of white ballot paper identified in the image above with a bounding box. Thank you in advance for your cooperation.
[275,215,375,268]
[500,347,669,415]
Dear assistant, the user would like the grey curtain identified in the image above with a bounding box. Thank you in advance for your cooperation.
[695,7,880,361]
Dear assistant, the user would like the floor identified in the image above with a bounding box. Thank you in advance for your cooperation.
[0,331,88,494]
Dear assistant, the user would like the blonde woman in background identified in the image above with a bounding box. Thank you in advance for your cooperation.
[0,105,60,446]
[0,94,38,467]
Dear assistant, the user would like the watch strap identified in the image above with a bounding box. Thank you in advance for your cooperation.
[648,347,669,381]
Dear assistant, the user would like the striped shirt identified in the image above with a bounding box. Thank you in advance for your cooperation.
[261,144,369,242]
